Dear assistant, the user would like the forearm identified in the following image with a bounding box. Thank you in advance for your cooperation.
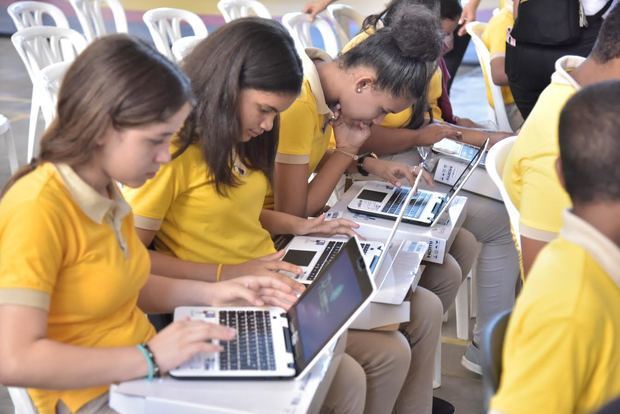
[457,126,510,146]
[0,338,146,389]
[361,125,419,155]
[149,250,216,282]
[307,151,353,216]
[139,274,213,313]
[259,209,305,235]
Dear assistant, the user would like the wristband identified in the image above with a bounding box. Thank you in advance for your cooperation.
[357,152,378,176]
[136,343,160,381]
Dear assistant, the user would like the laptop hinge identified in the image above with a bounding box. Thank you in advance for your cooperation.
[283,326,293,353]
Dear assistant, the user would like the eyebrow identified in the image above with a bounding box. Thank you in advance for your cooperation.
[260,104,279,112]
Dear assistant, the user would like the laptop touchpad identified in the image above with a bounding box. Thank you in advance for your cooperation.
[283,250,316,267]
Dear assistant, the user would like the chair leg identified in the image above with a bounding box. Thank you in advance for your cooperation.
[433,335,442,389]
[0,114,19,174]
[470,262,478,319]
[455,272,471,340]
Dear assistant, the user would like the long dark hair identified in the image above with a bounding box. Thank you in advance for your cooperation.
[358,2,441,129]
[2,34,193,196]
[178,17,303,196]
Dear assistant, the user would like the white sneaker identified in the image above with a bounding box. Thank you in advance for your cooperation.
[461,343,482,375]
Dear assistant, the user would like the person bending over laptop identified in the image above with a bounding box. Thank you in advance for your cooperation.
[0,35,301,414]
[490,80,620,414]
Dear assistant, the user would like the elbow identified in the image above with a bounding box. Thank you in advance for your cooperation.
[0,356,22,385]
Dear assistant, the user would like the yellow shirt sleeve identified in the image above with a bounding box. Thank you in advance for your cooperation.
[483,10,513,60]
[0,199,64,309]
[277,98,317,163]
[122,154,184,230]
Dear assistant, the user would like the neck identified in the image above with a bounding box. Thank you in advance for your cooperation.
[572,202,620,248]
[315,60,343,108]
[571,57,620,88]
[72,162,111,198]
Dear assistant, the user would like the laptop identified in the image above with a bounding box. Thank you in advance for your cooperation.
[282,172,425,285]
[431,138,488,167]
[347,138,489,227]
[170,237,374,380]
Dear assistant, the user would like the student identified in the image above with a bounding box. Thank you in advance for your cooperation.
[271,7,473,413]
[480,0,524,131]
[0,35,302,414]
[341,0,520,375]
[503,5,620,275]
[122,19,367,413]
[490,80,620,414]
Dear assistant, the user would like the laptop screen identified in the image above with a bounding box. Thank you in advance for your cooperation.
[287,238,372,373]
[443,138,489,201]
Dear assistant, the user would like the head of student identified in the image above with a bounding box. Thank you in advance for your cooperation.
[589,4,620,65]
[2,34,193,195]
[338,5,442,127]
[558,80,620,207]
[179,17,303,195]
[439,0,462,54]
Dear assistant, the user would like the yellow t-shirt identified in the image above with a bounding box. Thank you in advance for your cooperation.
[490,211,620,414]
[502,56,583,242]
[123,143,275,264]
[481,8,515,107]
[0,163,154,414]
[265,48,334,209]
[342,29,443,128]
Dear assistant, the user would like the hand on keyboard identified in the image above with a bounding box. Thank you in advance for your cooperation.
[223,251,302,281]
[210,274,305,310]
[296,213,361,238]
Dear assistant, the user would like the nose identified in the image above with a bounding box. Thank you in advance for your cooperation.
[260,114,276,132]
[155,147,171,164]
[372,113,386,125]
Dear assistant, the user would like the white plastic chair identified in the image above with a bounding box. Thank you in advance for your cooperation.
[36,61,70,126]
[217,0,271,22]
[143,8,208,61]
[68,0,128,42]
[486,136,521,250]
[466,21,512,132]
[7,387,37,414]
[11,26,87,162]
[8,1,70,30]
[281,12,340,58]
[326,4,364,48]
[0,114,19,174]
[171,35,204,63]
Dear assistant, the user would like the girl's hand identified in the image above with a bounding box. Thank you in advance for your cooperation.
[224,251,302,280]
[364,158,434,188]
[418,122,463,145]
[146,318,236,373]
[331,105,372,153]
[213,275,305,310]
[295,214,360,238]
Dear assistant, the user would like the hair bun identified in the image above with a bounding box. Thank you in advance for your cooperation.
[388,6,442,62]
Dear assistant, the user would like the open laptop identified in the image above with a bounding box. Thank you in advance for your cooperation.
[432,138,488,167]
[347,138,489,226]
[170,237,374,380]
[282,171,425,285]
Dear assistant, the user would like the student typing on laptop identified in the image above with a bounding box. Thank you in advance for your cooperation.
[0,35,301,414]
[268,6,476,413]
[124,20,368,413]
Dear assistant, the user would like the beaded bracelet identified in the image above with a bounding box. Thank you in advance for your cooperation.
[136,343,160,381]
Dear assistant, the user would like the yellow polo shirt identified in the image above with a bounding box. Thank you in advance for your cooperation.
[264,48,335,209]
[481,7,515,107]
[502,56,583,242]
[0,163,154,414]
[123,143,275,264]
[490,210,620,414]
[342,29,443,128]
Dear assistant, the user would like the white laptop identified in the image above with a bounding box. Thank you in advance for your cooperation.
[170,237,374,380]
[432,138,488,167]
[347,138,489,227]
[282,171,425,286]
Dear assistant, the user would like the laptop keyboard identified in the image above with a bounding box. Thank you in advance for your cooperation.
[306,241,370,281]
[381,187,431,218]
[218,310,276,371]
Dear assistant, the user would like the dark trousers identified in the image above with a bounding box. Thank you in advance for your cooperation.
[505,15,604,119]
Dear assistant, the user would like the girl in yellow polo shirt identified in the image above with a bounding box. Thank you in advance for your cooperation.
[0,35,301,414]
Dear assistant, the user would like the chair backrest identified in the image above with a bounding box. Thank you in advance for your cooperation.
[326,4,364,48]
[486,136,521,250]
[171,35,204,63]
[11,26,87,81]
[8,387,37,414]
[480,309,511,412]
[68,0,128,42]
[281,12,340,58]
[8,1,70,30]
[217,0,271,22]
[143,8,208,60]
[36,61,71,126]
[466,21,512,132]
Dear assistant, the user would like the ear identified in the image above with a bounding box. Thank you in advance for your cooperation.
[555,157,566,191]
[354,76,375,93]
[96,127,116,147]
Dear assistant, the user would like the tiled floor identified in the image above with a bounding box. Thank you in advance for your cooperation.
[0,0,496,411]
